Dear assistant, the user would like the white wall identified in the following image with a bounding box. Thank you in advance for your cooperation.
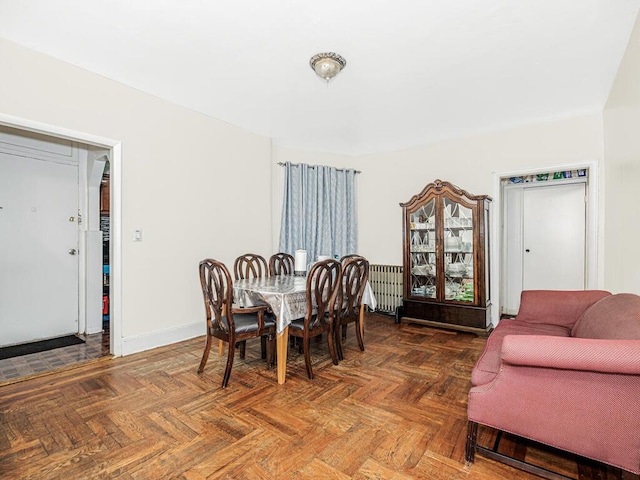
[355,114,604,267]
[274,114,604,268]
[3,25,633,353]
[604,12,640,295]
[0,39,273,353]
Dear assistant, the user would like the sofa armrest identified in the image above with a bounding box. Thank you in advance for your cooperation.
[501,335,640,375]
[515,290,610,328]
[468,343,640,474]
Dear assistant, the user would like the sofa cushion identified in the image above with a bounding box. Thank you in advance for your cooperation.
[515,290,611,328]
[470,319,571,386]
[572,293,640,339]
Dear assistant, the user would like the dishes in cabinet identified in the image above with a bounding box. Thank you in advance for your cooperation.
[412,264,434,276]
[445,217,472,228]
[412,244,434,252]
[445,281,460,300]
[454,282,475,301]
[446,262,467,275]
[411,231,421,246]
[444,236,461,250]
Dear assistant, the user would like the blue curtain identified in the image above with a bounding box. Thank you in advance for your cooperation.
[279,162,357,263]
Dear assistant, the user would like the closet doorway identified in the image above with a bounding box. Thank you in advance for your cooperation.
[499,166,596,316]
[100,166,110,334]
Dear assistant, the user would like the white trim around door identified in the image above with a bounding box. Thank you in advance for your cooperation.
[0,113,123,357]
[491,160,600,327]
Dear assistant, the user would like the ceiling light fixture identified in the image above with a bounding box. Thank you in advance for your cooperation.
[309,52,347,83]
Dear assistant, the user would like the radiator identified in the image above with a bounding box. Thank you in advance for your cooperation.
[369,264,403,313]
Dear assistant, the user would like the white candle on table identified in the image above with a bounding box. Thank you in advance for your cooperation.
[294,250,307,276]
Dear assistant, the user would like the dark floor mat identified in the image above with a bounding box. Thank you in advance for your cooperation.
[0,335,85,360]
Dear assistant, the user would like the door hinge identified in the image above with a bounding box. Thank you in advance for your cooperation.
[77,210,83,225]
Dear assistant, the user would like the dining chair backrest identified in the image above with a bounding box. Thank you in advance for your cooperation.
[269,252,295,276]
[199,258,234,333]
[340,254,362,265]
[341,256,369,315]
[234,253,268,280]
[305,259,342,329]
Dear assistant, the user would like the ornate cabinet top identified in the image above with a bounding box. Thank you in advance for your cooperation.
[400,179,492,210]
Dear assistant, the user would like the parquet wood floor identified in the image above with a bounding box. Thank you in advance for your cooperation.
[0,313,635,479]
[0,331,110,384]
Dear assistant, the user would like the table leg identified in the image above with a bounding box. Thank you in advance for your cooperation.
[276,326,288,385]
[218,339,224,356]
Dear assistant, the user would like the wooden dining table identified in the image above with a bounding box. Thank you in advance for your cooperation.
[233,274,377,384]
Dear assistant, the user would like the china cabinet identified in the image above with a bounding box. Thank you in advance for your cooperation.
[397,180,492,335]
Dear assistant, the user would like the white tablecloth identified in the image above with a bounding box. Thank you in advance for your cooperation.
[234,275,377,334]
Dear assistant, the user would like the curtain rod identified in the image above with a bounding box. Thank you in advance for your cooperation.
[277,162,361,174]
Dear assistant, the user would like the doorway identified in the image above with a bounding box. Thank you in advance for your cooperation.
[0,114,122,368]
[494,163,599,320]
[0,151,80,346]
[100,166,110,334]
[522,182,586,291]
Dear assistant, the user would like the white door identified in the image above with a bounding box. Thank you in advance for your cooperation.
[503,181,586,314]
[522,183,586,291]
[0,153,79,346]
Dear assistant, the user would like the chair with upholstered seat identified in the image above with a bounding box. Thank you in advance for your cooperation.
[233,253,271,358]
[335,256,369,360]
[197,259,275,388]
[269,252,295,276]
[288,259,341,379]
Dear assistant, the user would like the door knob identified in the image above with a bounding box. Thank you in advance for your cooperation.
[68,248,77,255]
[525,249,530,253]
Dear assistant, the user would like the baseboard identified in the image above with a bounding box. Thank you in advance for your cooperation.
[400,316,492,337]
[121,322,204,356]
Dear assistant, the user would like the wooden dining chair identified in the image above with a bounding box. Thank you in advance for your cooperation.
[233,253,271,357]
[335,256,369,361]
[269,252,295,276]
[197,259,275,388]
[288,259,341,379]
[339,253,362,264]
[234,253,269,280]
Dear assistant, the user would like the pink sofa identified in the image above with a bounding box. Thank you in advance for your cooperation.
[465,290,640,476]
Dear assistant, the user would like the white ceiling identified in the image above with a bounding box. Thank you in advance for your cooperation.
[1,0,639,155]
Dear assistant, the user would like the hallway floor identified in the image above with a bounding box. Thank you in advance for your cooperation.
[0,330,110,385]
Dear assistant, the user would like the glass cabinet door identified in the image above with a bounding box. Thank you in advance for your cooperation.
[443,197,475,302]
[409,197,436,299]
[400,179,491,333]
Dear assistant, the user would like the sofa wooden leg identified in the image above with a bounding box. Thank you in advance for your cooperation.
[465,420,478,465]
[471,426,575,480]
